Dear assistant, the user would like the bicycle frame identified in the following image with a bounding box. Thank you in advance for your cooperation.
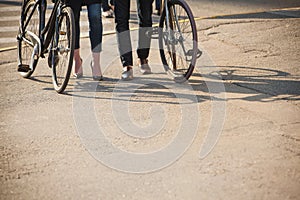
[19,0,63,58]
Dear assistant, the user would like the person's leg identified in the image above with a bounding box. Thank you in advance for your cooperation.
[136,0,153,60]
[114,0,132,67]
[69,1,83,75]
[135,0,153,74]
[155,0,161,15]
[73,49,82,76]
[102,0,110,12]
[87,3,103,77]
[110,0,114,6]
[155,0,160,10]
[102,0,114,18]
[110,0,114,10]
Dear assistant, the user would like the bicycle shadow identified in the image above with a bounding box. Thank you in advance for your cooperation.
[66,65,299,104]
[26,63,299,104]
[191,65,300,102]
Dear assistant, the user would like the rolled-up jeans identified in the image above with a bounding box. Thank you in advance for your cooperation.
[114,0,154,67]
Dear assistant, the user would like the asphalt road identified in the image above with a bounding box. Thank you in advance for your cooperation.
[1,0,300,49]
[0,0,300,199]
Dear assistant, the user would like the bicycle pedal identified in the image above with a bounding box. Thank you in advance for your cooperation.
[186,49,202,57]
[196,49,202,58]
[17,64,30,72]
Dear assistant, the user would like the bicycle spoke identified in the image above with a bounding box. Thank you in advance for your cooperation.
[159,0,198,82]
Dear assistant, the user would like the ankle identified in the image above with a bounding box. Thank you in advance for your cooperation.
[74,57,82,64]
[74,58,82,74]
[91,61,100,69]
[91,62,102,76]
[140,58,148,65]
[123,66,133,71]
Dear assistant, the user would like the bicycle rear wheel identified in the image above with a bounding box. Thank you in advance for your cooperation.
[159,0,198,82]
[17,0,40,78]
[51,6,75,93]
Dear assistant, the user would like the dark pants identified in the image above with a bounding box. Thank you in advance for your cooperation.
[69,1,82,50]
[114,0,154,67]
[102,0,114,12]
[155,0,160,11]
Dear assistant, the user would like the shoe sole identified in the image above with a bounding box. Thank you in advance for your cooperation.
[140,69,151,75]
[121,75,133,81]
[73,73,83,79]
[121,70,133,81]
[140,67,152,75]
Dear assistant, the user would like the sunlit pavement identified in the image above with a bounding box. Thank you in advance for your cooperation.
[0,0,300,199]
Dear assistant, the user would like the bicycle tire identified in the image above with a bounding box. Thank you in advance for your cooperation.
[159,0,198,83]
[52,6,75,93]
[17,0,40,78]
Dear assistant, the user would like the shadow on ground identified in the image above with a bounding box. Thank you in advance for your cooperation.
[59,65,300,104]
[191,66,300,102]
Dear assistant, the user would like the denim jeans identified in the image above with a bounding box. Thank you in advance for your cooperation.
[70,2,103,53]
[114,0,154,67]
[87,3,103,52]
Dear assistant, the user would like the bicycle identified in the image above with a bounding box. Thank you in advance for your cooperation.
[152,0,202,82]
[17,0,75,93]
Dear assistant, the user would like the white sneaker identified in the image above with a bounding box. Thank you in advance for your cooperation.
[139,59,152,74]
[121,66,133,81]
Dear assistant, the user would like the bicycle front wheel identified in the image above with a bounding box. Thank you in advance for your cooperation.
[159,0,198,82]
[17,0,40,78]
[52,6,75,93]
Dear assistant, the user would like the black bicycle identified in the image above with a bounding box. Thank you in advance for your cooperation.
[17,0,75,93]
[158,0,202,82]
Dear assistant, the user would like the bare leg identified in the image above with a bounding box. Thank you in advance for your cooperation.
[91,52,102,76]
[74,49,83,75]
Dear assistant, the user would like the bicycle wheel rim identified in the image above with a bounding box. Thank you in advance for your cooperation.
[18,0,39,78]
[52,7,75,93]
[159,0,198,82]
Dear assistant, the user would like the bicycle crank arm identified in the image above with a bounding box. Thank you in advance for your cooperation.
[146,27,159,39]
[53,46,71,54]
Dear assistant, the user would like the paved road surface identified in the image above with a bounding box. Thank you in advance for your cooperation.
[0,0,300,199]
[0,0,117,50]
[1,0,300,49]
